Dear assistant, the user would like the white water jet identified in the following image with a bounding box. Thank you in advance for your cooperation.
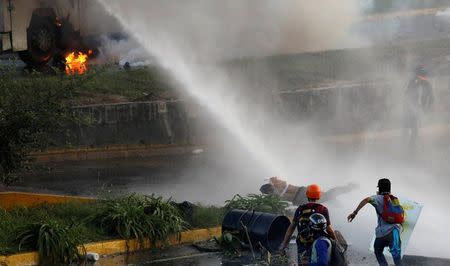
[96,0,361,179]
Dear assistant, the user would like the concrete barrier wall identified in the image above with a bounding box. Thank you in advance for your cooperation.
[63,86,391,148]
[56,100,194,147]
[31,144,202,163]
[278,75,450,135]
[50,75,450,148]
[278,82,393,135]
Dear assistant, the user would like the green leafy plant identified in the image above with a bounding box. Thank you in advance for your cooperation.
[214,231,243,257]
[185,205,226,229]
[15,220,85,265]
[225,194,289,215]
[143,195,186,241]
[0,69,86,187]
[93,194,186,245]
[0,194,232,256]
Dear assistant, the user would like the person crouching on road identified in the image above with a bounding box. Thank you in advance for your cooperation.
[308,213,333,266]
[260,177,300,202]
[347,178,403,266]
[279,184,337,265]
[260,176,357,206]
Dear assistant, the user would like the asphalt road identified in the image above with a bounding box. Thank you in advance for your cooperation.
[13,150,267,205]
[97,243,450,266]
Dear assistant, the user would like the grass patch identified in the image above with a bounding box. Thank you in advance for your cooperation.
[0,192,288,259]
[0,64,177,105]
[3,36,450,106]
[0,202,105,255]
[75,65,176,101]
[229,37,450,89]
[92,194,186,245]
[225,194,289,215]
[187,205,226,229]
[16,220,85,265]
[0,195,186,256]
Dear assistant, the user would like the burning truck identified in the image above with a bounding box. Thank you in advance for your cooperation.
[0,0,121,71]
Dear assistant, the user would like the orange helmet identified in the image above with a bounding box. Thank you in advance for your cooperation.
[306,184,321,200]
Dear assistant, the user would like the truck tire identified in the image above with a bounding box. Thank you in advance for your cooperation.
[22,16,56,66]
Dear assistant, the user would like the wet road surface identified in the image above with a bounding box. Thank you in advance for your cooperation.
[97,243,450,266]
[13,149,266,205]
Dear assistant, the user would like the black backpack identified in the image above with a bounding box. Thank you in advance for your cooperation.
[329,238,348,266]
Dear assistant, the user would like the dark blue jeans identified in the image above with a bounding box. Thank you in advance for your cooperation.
[374,229,402,266]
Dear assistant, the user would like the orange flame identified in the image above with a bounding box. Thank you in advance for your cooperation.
[65,51,90,75]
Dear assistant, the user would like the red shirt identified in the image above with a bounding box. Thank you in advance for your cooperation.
[293,203,331,236]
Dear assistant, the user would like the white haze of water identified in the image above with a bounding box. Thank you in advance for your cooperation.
[97,0,362,175]
[97,36,156,67]
[97,0,450,259]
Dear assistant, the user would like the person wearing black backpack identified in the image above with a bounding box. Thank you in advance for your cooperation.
[308,213,332,266]
[279,184,337,265]
[347,178,403,266]
[307,213,348,266]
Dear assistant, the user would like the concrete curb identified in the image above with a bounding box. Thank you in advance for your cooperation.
[30,144,204,163]
[0,227,222,266]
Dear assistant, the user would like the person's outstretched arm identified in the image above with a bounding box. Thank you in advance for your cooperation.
[347,197,371,222]
[280,222,296,251]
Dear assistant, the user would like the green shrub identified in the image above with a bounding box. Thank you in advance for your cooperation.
[0,202,109,256]
[0,206,52,255]
[44,202,109,243]
[93,194,186,245]
[224,194,289,215]
[187,205,226,229]
[214,231,242,256]
[0,69,83,186]
[143,195,186,241]
[15,220,84,265]
[1,194,234,257]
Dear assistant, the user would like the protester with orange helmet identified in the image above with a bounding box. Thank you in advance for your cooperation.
[306,184,321,199]
[280,184,337,265]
